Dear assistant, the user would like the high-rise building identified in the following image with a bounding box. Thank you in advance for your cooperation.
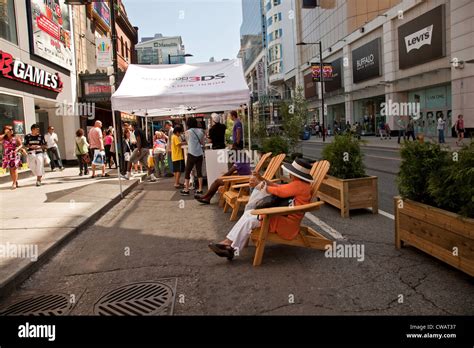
[136,34,186,65]
[297,0,473,136]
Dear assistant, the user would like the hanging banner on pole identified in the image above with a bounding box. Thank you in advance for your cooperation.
[96,37,112,68]
[311,63,333,82]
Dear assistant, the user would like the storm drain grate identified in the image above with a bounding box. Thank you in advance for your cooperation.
[93,281,176,316]
[0,294,73,316]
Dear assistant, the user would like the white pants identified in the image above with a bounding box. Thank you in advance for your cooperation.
[226,210,260,255]
[27,153,45,177]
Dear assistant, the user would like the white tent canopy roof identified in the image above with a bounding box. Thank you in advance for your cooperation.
[111,59,250,116]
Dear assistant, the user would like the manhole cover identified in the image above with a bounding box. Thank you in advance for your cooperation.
[93,281,176,316]
[0,294,73,316]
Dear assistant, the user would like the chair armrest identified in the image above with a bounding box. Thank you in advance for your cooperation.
[221,177,250,184]
[231,183,251,189]
[219,175,250,181]
[250,201,324,217]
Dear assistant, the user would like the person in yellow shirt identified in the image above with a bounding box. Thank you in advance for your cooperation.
[171,125,185,188]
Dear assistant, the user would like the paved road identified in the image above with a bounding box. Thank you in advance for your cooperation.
[301,141,400,214]
[1,177,472,315]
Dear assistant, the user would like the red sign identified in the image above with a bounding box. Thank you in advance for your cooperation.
[84,82,111,96]
[37,14,61,41]
[311,63,333,82]
[0,50,63,92]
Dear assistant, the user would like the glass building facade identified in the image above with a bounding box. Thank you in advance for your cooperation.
[240,0,265,72]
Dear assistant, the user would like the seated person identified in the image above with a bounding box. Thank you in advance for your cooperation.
[208,158,313,260]
[194,157,252,204]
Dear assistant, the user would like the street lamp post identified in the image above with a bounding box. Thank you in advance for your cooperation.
[297,41,326,142]
[168,53,193,64]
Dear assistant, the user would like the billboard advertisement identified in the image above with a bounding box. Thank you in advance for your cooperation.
[311,63,333,82]
[28,0,73,71]
[352,38,382,83]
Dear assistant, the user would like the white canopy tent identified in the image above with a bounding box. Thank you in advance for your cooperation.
[110,59,251,195]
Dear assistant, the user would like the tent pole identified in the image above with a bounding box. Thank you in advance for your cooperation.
[247,99,251,152]
[112,108,123,197]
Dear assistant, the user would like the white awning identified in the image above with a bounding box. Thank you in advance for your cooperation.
[111,59,250,116]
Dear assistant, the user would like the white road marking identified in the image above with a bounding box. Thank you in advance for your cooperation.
[305,213,347,241]
[378,209,395,220]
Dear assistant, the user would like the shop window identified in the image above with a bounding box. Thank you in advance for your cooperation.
[0,93,24,169]
[0,0,17,44]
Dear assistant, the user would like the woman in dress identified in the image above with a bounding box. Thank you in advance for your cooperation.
[0,125,22,189]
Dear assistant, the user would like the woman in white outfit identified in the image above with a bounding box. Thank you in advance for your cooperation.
[23,124,47,186]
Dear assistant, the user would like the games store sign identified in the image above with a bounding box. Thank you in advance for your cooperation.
[0,50,63,92]
[398,5,446,69]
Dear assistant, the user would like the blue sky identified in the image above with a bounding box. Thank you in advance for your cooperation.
[122,0,243,64]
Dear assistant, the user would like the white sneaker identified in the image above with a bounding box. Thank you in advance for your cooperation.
[121,173,130,180]
[148,174,157,182]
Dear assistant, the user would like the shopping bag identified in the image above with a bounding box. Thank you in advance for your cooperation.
[147,155,155,168]
[245,182,271,211]
[92,149,105,166]
[43,152,51,166]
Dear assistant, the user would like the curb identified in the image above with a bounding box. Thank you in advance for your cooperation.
[0,178,141,301]
[0,169,34,185]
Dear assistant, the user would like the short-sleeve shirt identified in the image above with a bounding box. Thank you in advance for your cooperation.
[24,133,46,154]
[45,132,58,149]
[186,128,204,157]
[209,123,226,149]
[235,161,251,175]
[134,128,149,149]
[171,134,184,161]
[88,127,103,149]
[232,119,243,148]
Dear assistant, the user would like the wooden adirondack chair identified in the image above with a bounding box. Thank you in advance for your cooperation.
[223,153,286,221]
[249,160,331,266]
[217,152,272,207]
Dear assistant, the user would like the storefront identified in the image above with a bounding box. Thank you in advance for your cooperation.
[408,84,452,137]
[353,95,386,135]
[327,103,345,131]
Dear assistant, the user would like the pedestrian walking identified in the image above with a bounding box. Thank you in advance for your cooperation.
[397,117,406,144]
[152,131,167,177]
[0,125,22,189]
[75,128,90,176]
[455,114,465,146]
[45,126,64,171]
[384,123,391,140]
[355,122,362,140]
[181,117,205,196]
[378,121,386,140]
[123,127,134,174]
[104,129,116,169]
[24,124,47,186]
[171,125,185,188]
[230,110,243,150]
[208,158,313,260]
[88,120,108,178]
[406,117,416,141]
[208,113,226,149]
[164,121,174,176]
[437,115,446,144]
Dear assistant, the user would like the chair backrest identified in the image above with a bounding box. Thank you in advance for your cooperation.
[263,153,286,180]
[310,160,330,200]
[254,152,272,173]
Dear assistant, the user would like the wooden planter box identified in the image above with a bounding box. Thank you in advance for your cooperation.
[394,197,474,276]
[317,175,378,217]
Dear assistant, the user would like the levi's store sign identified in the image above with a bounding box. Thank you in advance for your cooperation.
[398,5,445,69]
[0,50,63,92]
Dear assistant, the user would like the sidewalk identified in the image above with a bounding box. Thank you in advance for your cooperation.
[306,134,463,150]
[0,167,140,299]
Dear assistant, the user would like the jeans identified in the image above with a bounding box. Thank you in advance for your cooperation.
[166,152,173,174]
[438,129,445,143]
[77,155,88,174]
[406,131,415,141]
[397,130,406,144]
[47,147,63,170]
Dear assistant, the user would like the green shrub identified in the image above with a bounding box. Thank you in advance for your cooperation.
[397,141,448,206]
[427,142,474,218]
[322,134,366,179]
[262,135,289,155]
